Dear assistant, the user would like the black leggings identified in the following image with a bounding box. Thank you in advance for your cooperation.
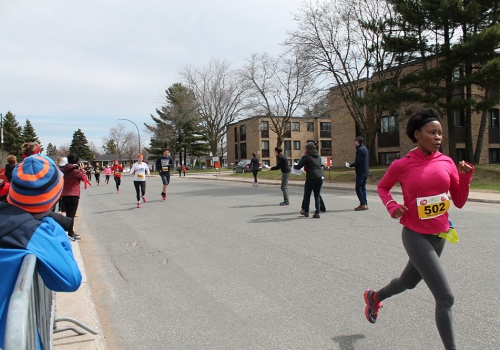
[61,196,79,235]
[133,181,146,201]
[114,177,121,191]
[377,227,455,350]
[252,169,258,183]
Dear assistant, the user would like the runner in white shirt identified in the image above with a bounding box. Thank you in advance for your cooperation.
[129,154,150,208]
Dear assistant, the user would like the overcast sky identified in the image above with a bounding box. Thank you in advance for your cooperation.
[1,0,305,151]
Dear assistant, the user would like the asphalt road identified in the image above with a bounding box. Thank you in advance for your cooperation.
[78,174,500,350]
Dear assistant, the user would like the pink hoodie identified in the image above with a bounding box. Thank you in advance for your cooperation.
[377,148,474,234]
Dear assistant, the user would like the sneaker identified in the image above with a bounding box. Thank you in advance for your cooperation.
[355,205,369,211]
[68,233,81,242]
[137,202,141,208]
[313,213,320,218]
[300,209,309,217]
[279,201,289,206]
[142,196,147,203]
[161,192,166,200]
[364,289,383,323]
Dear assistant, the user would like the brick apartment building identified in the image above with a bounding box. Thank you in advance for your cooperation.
[329,59,500,166]
[226,116,332,168]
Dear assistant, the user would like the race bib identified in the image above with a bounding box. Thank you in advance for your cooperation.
[416,193,450,220]
[114,171,121,176]
[162,166,169,172]
[137,173,145,178]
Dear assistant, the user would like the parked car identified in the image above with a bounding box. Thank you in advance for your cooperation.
[233,159,262,173]
[321,157,332,169]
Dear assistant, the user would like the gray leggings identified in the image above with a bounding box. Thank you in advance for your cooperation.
[377,227,455,350]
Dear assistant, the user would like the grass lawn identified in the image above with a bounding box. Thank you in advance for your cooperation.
[224,165,500,192]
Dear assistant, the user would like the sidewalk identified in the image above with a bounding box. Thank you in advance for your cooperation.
[53,173,499,350]
[53,241,108,350]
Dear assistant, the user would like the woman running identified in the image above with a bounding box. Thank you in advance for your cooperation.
[130,154,150,208]
[104,164,112,185]
[111,159,123,193]
[364,108,474,350]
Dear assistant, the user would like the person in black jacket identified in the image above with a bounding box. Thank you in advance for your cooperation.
[269,147,291,205]
[250,152,260,187]
[294,142,324,218]
[346,136,370,211]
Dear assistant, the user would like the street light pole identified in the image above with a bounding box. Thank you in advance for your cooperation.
[118,118,141,155]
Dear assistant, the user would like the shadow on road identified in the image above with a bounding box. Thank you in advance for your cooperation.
[331,334,366,350]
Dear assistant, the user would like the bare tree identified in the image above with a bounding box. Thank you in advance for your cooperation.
[240,51,317,147]
[182,59,251,157]
[103,124,136,160]
[285,0,403,164]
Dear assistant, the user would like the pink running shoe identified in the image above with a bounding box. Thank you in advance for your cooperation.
[364,289,383,323]
[142,196,147,203]
[137,202,141,208]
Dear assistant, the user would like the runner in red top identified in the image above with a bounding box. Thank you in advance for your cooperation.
[111,159,123,193]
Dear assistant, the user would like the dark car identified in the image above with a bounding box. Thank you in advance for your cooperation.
[233,159,262,173]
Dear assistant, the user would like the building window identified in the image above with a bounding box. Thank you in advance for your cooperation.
[489,109,499,143]
[456,148,465,162]
[262,159,270,167]
[284,140,291,157]
[240,143,247,159]
[240,125,246,141]
[234,144,238,160]
[261,140,270,158]
[261,120,269,138]
[379,152,400,165]
[453,110,465,126]
[357,88,363,97]
[453,110,465,143]
[489,149,500,164]
[320,122,331,138]
[284,122,291,138]
[320,140,332,156]
[234,127,238,143]
[378,115,399,148]
[307,122,314,132]
[292,122,300,132]
[293,140,301,150]
[489,109,500,127]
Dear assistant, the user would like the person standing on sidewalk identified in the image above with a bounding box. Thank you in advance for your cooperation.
[294,142,324,218]
[130,154,150,208]
[364,108,474,350]
[111,159,123,193]
[1,155,82,349]
[269,147,291,206]
[61,154,90,241]
[346,136,369,211]
[250,152,260,187]
[156,149,174,200]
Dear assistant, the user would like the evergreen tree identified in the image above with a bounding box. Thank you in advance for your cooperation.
[102,139,118,154]
[1,111,23,159]
[385,0,500,162]
[46,143,58,156]
[145,83,205,164]
[21,119,43,152]
[69,129,93,161]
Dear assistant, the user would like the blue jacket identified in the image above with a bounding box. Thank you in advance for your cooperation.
[350,144,369,177]
[0,202,82,348]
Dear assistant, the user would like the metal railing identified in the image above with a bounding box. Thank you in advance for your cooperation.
[4,254,52,350]
[4,254,98,350]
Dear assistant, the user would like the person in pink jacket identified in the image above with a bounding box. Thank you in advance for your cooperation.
[364,108,473,350]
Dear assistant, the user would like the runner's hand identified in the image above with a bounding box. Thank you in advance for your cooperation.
[458,160,473,174]
[392,205,408,218]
